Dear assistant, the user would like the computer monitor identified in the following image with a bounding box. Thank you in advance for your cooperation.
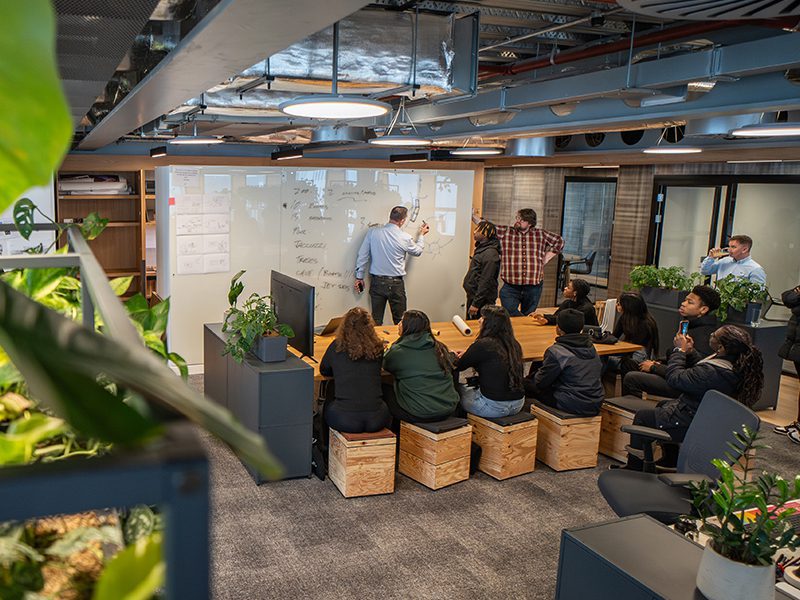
[270,271,315,359]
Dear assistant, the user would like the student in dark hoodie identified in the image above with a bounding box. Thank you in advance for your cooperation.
[462,221,501,319]
[623,285,720,399]
[531,278,598,327]
[618,324,763,470]
[523,309,604,416]
[383,310,460,423]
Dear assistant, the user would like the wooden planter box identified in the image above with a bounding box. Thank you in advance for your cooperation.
[398,421,472,490]
[530,403,601,471]
[467,414,538,480]
[328,428,396,498]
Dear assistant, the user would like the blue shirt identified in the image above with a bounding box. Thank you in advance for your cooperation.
[699,255,766,285]
[355,223,424,279]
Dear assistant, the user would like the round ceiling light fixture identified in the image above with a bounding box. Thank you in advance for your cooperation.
[729,123,800,137]
[280,95,391,120]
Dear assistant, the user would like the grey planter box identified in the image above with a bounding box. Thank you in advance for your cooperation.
[640,286,689,309]
[724,302,763,325]
[251,335,288,362]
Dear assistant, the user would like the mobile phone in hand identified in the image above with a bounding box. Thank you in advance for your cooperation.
[679,320,689,335]
[355,280,364,293]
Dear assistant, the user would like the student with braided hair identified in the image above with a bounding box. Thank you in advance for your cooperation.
[462,220,501,319]
[615,324,764,471]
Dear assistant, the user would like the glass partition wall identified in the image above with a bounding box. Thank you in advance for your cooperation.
[560,178,617,304]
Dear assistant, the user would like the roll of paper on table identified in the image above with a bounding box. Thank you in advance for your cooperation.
[452,315,472,336]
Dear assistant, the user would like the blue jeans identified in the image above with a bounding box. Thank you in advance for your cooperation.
[458,384,525,418]
[499,281,542,316]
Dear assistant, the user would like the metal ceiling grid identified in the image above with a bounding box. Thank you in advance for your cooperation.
[54,0,161,125]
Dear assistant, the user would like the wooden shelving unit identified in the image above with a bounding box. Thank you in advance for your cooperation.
[56,170,148,297]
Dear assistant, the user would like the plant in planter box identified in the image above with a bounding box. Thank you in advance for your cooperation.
[716,276,768,323]
[628,265,661,290]
[658,266,701,292]
[222,270,294,363]
[688,426,800,600]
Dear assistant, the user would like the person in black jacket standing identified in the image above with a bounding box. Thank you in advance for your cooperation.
[618,324,763,470]
[524,309,604,416]
[622,285,720,399]
[774,284,800,441]
[462,220,501,319]
[531,278,598,327]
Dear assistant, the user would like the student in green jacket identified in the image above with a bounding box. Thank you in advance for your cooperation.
[383,310,460,423]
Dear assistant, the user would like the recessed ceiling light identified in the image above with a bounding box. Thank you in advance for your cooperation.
[730,123,800,137]
[390,152,429,163]
[726,159,782,164]
[369,134,432,147]
[642,146,703,154]
[450,147,504,156]
[279,95,391,119]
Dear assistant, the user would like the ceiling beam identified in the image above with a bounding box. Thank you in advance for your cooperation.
[423,71,800,140]
[405,33,800,123]
[78,0,370,150]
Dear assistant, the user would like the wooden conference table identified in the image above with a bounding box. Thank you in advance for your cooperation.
[303,315,642,380]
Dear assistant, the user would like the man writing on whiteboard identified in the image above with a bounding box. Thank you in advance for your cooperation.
[473,208,564,315]
[354,206,430,325]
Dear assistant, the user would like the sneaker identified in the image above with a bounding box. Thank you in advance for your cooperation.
[789,429,800,445]
[774,421,800,436]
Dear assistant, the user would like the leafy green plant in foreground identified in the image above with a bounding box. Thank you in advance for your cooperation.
[689,426,800,566]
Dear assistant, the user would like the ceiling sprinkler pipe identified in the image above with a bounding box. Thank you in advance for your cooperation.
[478,19,794,79]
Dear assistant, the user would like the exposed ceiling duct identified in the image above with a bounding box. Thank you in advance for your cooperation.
[684,113,765,136]
[167,10,463,122]
[506,137,554,157]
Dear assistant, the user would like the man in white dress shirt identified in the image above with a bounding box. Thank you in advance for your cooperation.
[354,206,430,325]
[700,234,766,285]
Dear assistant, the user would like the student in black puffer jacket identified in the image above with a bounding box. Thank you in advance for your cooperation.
[524,308,604,416]
[775,285,800,440]
[619,324,764,470]
[531,278,598,328]
[462,221,501,319]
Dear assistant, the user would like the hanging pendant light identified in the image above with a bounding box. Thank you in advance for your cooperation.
[169,120,224,145]
[449,137,504,156]
[280,21,390,120]
[642,128,701,154]
[369,97,431,147]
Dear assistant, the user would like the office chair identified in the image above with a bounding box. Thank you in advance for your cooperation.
[557,250,597,292]
[597,390,761,524]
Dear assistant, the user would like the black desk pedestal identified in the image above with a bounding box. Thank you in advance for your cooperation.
[204,323,313,481]
[556,515,791,600]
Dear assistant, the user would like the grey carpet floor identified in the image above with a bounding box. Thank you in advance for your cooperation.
[187,376,800,600]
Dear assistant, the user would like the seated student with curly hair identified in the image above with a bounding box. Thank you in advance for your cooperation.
[383,310,460,423]
[530,278,598,327]
[454,305,525,419]
[618,324,764,471]
[319,307,391,435]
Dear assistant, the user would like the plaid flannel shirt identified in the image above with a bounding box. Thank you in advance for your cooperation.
[495,224,565,285]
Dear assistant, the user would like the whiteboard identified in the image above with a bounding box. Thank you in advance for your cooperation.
[157,166,474,366]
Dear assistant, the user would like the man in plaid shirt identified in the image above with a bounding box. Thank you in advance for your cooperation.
[474,208,564,316]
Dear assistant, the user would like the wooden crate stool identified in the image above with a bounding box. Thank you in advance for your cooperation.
[599,396,658,462]
[328,428,396,498]
[398,418,472,490]
[467,412,538,480]
[530,400,602,471]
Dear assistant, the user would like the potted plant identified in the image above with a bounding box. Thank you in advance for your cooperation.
[222,270,294,363]
[716,276,768,324]
[688,426,800,600]
[628,265,700,308]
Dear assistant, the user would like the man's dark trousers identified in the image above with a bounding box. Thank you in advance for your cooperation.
[369,275,406,325]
